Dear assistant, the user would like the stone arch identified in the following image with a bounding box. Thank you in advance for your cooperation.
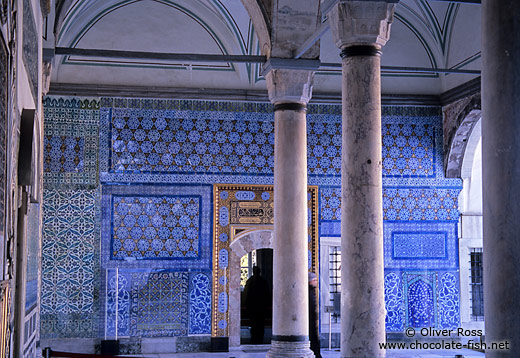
[240,0,272,56]
[445,97,481,178]
[460,117,481,180]
[228,229,273,346]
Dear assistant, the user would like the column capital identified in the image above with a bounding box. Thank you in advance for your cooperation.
[329,1,396,50]
[265,69,314,105]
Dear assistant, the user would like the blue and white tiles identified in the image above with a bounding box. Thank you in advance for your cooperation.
[100,184,212,271]
[40,188,100,338]
[43,97,100,188]
[189,272,211,335]
[42,96,464,340]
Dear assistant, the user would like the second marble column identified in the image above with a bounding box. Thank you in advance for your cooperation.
[265,69,314,358]
[329,2,395,357]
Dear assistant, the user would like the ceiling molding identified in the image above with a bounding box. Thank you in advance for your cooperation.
[48,82,441,106]
[440,76,481,105]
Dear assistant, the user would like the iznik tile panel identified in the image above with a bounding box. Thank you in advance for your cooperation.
[383,222,458,269]
[44,136,85,173]
[43,97,100,188]
[98,98,461,188]
[382,122,435,177]
[105,269,131,338]
[403,272,437,329]
[392,232,447,259]
[104,269,194,338]
[111,195,201,260]
[384,272,404,332]
[320,187,341,221]
[382,112,461,188]
[436,271,460,329]
[22,0,38,102]
[383,187,460,221]
[99,106,274,184]
[130,271,188,337]
[25,203,40,311]
[41,189,100,338]
[306,116,342,176]
[101,184,212,270]
[189,272,211,334]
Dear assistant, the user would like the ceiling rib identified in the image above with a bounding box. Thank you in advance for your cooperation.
[294,0,480,59]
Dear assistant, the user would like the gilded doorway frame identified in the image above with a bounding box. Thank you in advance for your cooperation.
[212,184,319,345]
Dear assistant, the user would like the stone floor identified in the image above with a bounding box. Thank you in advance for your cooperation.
[114,345,485,358]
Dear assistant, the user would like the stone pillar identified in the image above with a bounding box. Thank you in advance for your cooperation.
[265,69,314,358]
[482,1,520,356]
[329,2,395,357]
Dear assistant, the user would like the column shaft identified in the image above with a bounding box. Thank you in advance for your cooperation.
[267,106,313,358]
[341,52,386,358]
[482,1,520,356]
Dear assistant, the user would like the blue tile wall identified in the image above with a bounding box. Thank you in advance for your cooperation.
[105,269,131,338]
[129,271,188,337]
[43,97,463,338]
[437,272,460,329]
[384,272,404,332]
[43,97,100,188]
[100,184,212,271]
[383,270,460,331]
[40,188,100,338]
[382,121,435,178]
[407,277,436,328]
[383,222,458,270]
[189,272,211,334]
[104,269,199,338]
[383,187,460,221]
[25,204,40,311]
[110,195,201,260]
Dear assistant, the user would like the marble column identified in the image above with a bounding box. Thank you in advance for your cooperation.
[265,69,314,358]
[482,1,520,356]
[329,2,395,357]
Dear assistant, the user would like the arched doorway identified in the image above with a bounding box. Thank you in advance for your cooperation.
[239,248,273,344]
[229,229,273,346]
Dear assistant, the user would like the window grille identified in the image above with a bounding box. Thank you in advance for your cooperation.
[329,246,341,323]
[470,248,484,321]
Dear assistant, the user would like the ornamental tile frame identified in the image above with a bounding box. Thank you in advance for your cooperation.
[403,271,438,329]
[212,184,319,338]
[395,270,460,330]
[100,184,212,271]
[383,222,459,270]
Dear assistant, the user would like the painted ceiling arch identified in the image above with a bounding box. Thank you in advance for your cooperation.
[49,0,481,94]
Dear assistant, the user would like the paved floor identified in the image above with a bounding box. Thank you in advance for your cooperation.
[114,345,485,358]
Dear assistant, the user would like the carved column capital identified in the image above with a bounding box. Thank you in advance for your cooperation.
[329,1,396,50]
[265,69,314,105]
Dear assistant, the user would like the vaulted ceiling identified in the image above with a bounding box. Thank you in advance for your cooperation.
[46,0,481,96]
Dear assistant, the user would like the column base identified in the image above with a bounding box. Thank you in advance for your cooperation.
[266,340,315,358]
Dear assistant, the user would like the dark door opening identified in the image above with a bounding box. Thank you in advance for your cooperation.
[240,248,273,344]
